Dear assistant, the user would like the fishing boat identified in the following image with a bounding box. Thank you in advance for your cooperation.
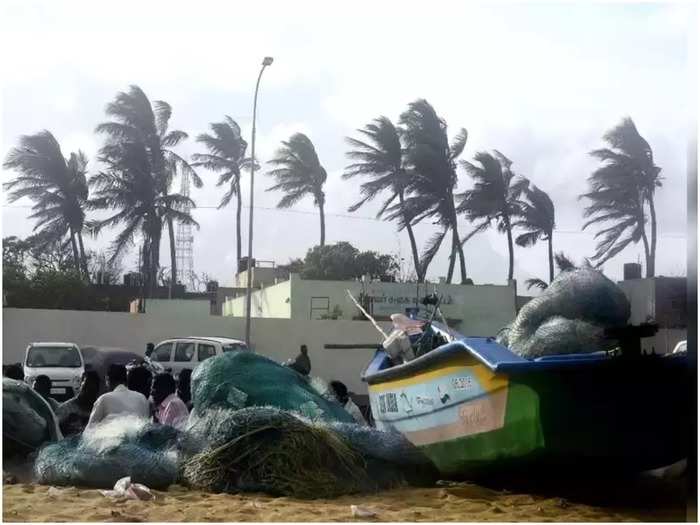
[361,321,690,478]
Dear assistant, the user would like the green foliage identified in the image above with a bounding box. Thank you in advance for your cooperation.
[3,131,89,277]
[300,242,399,282]
[581,117,661,275]
[319,305,344,320]
[344,116,423,281]
[267,133,327,246]
[3,235,91,309]
[458,151,529,282]
[387,99,468,283]
[91,85,199,295]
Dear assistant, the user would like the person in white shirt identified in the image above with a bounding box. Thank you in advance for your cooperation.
[86,364,150,428]
[330,380,368,426]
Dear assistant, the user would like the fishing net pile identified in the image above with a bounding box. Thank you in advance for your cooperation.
[183,352,436,497]
[33,416,193,489]
[3,378,62,459]
[190,350,355,423]
[497,268,631,358]
[31,351,434,496]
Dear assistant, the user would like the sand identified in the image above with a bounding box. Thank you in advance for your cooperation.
[2,477,689,522]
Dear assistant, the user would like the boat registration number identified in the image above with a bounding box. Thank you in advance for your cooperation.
[378,392,398,414]
[451,376,473,391]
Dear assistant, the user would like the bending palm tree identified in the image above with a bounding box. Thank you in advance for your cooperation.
[3,130,89,278]
[95,85,200,294]
[192,116,255,267]
[458,151,528,282]
[267,133,327,246]
[344,116,423,281]
[582,117,662,277]
[389,99,468,283]
[525,252,581,291]
[511,182,556,282]
[89,140,198,294]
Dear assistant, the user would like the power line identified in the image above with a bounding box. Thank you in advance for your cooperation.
[1,202,688,238]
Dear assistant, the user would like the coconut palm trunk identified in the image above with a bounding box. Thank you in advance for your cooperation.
[77,231,89,280]
[456,234,468,284]
[68,230,81,275]
[450,205,468,284]
[236,187,243,267]
[445,234,457,284]
[318,195,326,246]
[647,196,657,278]
[398,192,422,282]
[504,214,515,282]
[548,235,554,283]
[168,216,177,298]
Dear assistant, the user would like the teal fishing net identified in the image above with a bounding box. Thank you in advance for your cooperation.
[31,352,434,496]
[497,268,630,357]
[33,416,187,489]
[3,378,61,459]
[184,406,434,498]
[190,350,355,423]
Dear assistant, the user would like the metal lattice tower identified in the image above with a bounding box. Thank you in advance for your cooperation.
[175,170,195,290]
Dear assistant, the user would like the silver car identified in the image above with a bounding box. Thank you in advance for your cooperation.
[149,336,248,378]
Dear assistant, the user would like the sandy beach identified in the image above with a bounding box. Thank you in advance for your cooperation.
[3,476,689,522]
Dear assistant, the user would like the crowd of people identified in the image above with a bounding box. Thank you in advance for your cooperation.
[3,362,194,436]
[3,343,369,434]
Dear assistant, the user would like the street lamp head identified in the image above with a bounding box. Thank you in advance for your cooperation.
[262,56,274,66]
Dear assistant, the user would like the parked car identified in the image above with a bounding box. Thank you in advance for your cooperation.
[672,340,687,354]
[149,337,248,377]
[23,342,84,401]
[80,346,165,394]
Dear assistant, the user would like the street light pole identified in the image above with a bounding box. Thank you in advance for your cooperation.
[244,56,274,349]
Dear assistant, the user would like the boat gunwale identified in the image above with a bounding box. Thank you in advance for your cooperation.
[362,331,689,385]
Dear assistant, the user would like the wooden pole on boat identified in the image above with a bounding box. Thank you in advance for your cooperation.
[346,290,388,339]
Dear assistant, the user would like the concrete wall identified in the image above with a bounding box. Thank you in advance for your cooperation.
[145,299,211,317]
[223,280,291,318]
[617,277,687,354]
[618,279,656,324]
[2,308,392,393]
[224,275,516,337]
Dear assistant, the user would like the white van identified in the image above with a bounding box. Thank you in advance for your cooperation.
[149,336,248,378]
[23,342,85,401]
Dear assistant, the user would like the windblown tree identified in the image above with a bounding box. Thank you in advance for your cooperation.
[343,116,423,281]
[525,252,583,291]
[511,182,556,282]
[457,151,528,282]
[267,133,327,246]
[92,86,199,295]
[389,99,468,283]
[582,117,662,277]
[3,131,90,278]
[192,116,256,267]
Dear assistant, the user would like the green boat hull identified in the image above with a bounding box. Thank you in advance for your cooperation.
[365,341,689,478]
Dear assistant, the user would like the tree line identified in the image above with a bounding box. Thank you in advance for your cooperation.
[3,85,664,297]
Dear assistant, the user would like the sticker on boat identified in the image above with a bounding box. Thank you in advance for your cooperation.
[451,376,474,391]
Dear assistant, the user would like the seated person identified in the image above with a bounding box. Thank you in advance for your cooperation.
[284,345,311,376]
[86,364,150,427]
[56,371,101,435]
[151,373,189,429]
[32,375,60,412]
[3,363,24,381]
[329,380,368,426]
[127,364,154,417]
[177,369,193,411]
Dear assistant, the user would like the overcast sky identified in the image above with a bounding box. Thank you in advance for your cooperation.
[1,0,695,291]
